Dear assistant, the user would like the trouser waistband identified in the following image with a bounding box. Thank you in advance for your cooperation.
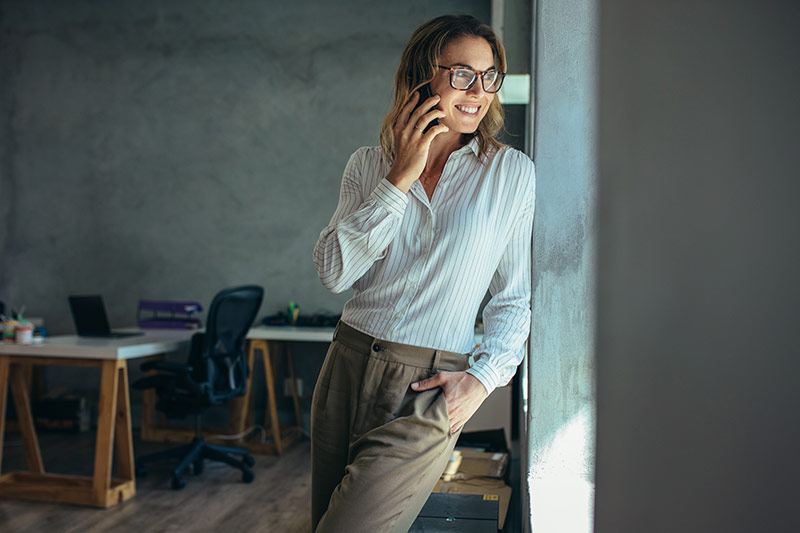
[333,321,469,372]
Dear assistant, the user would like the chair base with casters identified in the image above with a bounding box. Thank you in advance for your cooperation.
[135,413,255,490]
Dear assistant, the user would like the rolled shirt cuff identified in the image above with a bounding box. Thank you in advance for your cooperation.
[466,359,503,397]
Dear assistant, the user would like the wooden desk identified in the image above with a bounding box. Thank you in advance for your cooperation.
[0,331,191,507]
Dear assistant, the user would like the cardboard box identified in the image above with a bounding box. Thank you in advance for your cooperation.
[457,449,509,479]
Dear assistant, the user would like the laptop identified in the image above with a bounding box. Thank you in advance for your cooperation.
[68,295,143,338]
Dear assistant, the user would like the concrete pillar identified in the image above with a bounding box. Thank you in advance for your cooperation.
[527,0,597,531]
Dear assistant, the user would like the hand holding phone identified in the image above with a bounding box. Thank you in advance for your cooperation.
[413,84,440,134]
[384,83,447,193]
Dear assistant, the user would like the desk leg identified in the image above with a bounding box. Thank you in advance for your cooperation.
[115,362,134,484]
[0,357,8,472]
[261,341,283,454]
[10,364,44,474]
[93,360,119,506]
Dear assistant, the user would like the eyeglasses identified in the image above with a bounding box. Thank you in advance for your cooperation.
[437,65,506,93]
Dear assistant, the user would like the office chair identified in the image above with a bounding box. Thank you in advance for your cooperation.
[133,285,264,490]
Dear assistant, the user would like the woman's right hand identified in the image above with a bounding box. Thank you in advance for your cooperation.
[385,91,449,193]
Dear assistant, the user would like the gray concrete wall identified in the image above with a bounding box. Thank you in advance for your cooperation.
[0,0,488,333]
[527,0,596,530]
[595,1,800,532]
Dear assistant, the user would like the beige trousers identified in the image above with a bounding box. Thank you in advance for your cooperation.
[311,321,469,532]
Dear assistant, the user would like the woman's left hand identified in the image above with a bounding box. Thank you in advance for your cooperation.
[411,371,488,434]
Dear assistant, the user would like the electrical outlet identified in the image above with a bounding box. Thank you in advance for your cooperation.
[284,378,303,398]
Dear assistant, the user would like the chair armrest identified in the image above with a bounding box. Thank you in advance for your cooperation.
[140,360,193,374]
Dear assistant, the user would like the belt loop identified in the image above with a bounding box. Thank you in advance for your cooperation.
[431,350,441,373]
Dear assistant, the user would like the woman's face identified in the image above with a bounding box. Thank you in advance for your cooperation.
[429,36,497,135]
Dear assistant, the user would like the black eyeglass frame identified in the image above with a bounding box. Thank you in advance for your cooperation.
[436,65,506,93]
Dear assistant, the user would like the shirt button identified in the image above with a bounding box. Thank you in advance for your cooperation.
[372,343,382,352]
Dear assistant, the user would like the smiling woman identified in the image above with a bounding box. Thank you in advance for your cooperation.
[311,14,535,533]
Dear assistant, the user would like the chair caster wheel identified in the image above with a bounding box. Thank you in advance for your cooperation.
[135,464,148,477]
[242,469,254,483]
[171,475,186,490]
[243,455,255,467]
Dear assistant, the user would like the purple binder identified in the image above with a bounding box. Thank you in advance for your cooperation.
[137,300,203,330]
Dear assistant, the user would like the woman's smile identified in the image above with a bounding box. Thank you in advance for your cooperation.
[455,104,480,115]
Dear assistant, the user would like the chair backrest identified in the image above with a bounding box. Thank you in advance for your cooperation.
[191,285,263,402]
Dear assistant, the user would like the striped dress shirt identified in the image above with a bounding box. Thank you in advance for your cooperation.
[313,137,535,395]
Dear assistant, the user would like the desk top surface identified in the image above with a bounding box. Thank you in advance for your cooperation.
[0,329,193,360]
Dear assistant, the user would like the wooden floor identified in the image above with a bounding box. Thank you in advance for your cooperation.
[0,429,312,532]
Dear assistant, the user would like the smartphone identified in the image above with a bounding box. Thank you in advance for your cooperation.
[414,84,440,134]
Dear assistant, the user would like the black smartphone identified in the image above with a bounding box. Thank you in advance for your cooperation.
[414,84,440,133]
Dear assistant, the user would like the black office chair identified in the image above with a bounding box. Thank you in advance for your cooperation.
[133,285,264,489]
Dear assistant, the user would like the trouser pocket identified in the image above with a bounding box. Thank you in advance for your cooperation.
[353,354,451,438]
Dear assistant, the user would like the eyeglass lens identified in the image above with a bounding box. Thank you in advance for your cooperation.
[451,68,502,92]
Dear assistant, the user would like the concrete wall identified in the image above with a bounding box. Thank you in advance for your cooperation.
[596,1,800,532]
[527,0,596,531]
[0,0,490,422]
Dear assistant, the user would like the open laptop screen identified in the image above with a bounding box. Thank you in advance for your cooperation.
[68,295,142,337]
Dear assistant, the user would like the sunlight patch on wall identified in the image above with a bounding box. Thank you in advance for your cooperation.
[528,406,594,532]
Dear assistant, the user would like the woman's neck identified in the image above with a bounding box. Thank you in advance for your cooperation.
[425,132,469,175]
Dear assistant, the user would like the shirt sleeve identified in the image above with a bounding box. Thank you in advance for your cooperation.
[467,162,536,396]
[313,148,409,293]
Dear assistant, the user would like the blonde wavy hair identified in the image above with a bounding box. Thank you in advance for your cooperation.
[380,15,507,162]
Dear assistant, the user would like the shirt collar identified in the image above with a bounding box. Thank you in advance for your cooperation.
[454,136,481,158]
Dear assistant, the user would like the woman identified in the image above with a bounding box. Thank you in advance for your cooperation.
[311,14,535,532]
